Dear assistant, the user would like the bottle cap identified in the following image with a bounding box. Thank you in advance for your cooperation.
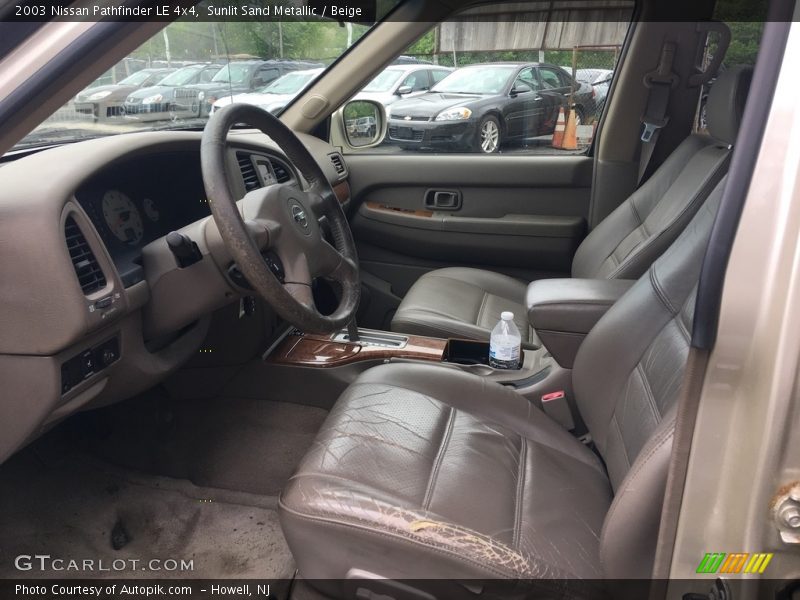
[501,311,514,321]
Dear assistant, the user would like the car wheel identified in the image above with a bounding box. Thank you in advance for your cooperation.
[476,115,501,154]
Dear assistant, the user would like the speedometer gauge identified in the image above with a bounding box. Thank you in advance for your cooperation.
[102,190,143,245]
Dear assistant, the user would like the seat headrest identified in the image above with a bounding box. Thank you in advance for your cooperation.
[706,65,753,146]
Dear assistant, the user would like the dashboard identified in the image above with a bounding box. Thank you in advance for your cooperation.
[0,129,350,464]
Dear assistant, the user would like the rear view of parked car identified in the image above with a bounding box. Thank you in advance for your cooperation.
[73,68,175,121]
[123,63,222,122]
[387,62,594,153]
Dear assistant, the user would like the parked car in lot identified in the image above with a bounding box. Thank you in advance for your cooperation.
[122,63,223,122]
[354,64,453,109]
[565,67,614,118]
[173,59,323,118]
[73,68,175,121]
[387,62,595,153]
[346,115,377,137]
[210,68,324,115]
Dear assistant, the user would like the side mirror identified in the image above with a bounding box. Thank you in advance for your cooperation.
[396,85,413,96]
[510,82,533,97]
[332,99,386,149]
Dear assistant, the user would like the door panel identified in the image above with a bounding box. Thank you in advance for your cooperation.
[345,154,592,328]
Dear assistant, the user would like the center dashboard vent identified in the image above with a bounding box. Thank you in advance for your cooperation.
[237,152,293,190]
[65,216,106,295]
[329,152,346,176]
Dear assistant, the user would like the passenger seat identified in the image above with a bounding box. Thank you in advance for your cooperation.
[391,66,752,343]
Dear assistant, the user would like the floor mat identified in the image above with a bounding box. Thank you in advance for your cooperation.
[0,446,295,579]
[86,396,329,496]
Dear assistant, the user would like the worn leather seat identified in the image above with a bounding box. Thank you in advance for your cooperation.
[279,177,728,595]
[391,66,752,343]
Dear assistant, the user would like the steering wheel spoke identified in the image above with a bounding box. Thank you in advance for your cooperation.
[201,103,360,334]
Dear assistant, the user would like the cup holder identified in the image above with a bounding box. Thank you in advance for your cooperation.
[443,339,523,370]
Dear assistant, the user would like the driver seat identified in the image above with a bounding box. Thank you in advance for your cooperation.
[279,178,727,596]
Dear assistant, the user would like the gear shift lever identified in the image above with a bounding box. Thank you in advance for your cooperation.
[346,319,360,343]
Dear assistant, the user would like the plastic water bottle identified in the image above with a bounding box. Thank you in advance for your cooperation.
[489,311,522,369]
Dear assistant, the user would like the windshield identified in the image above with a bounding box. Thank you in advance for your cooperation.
[14,11,399,151]
[431,66,517,94]
[212,63,252,84]
[362,69,404,92]
[157,67,205,86]
[260,71,318,95]
[118,70,157,86]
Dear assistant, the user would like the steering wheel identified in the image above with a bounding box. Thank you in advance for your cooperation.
[200,103,359,334]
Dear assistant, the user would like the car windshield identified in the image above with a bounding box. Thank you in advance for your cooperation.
[431,66,517,94]
[117,70,157,86]
[260,71,319,95]
[157,67,206,86]
[212,63,252,84]
[362,70,404,92]
[13,12,399,151]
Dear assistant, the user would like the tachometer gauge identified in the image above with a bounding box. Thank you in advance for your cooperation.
[143,197,160,222]
[102,190,143,245]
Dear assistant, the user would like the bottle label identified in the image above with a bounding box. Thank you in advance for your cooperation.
[489,343,521,369]
[490,345,519,362]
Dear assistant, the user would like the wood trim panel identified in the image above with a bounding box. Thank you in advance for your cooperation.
[333,181,351,204]
[365,202,434,218]
[267,333,447,368]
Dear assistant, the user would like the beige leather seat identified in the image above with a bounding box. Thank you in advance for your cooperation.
[391,66,752,343]
[279,177,728,595]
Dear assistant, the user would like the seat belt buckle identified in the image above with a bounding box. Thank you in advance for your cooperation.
[640,117,668,143]
[541,390,575,431]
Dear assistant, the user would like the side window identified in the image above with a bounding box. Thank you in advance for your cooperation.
[200,68,217,83]
[430,69,450,84]
[346,1,634,155]
[538,68,563,90]
[255,67,280,87]
[517,67,538,90]
[401,72,429,92]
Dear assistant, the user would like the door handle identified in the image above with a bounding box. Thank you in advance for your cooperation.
[424,189,462,210]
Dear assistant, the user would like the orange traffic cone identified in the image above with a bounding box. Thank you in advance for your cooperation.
[551,107,566,148]
[562,108,578,150]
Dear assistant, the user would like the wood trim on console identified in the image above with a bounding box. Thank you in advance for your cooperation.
[267,332,447,368]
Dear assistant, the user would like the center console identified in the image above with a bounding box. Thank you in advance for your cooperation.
[266,326,558,394]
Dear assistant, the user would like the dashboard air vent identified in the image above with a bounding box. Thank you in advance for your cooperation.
[65,216,106,295]
[270,160,291,183]
[329,152,346,176]
[237,152,260,191]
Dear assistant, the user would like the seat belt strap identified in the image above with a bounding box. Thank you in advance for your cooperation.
[639,42,679,184]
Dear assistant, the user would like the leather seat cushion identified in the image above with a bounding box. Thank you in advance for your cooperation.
[391,267,534,342]
[279,363,612,583]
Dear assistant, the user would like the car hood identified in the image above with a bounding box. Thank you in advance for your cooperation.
[389,93,485,118]
[75,84,138,102]
[126,85,174,101]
